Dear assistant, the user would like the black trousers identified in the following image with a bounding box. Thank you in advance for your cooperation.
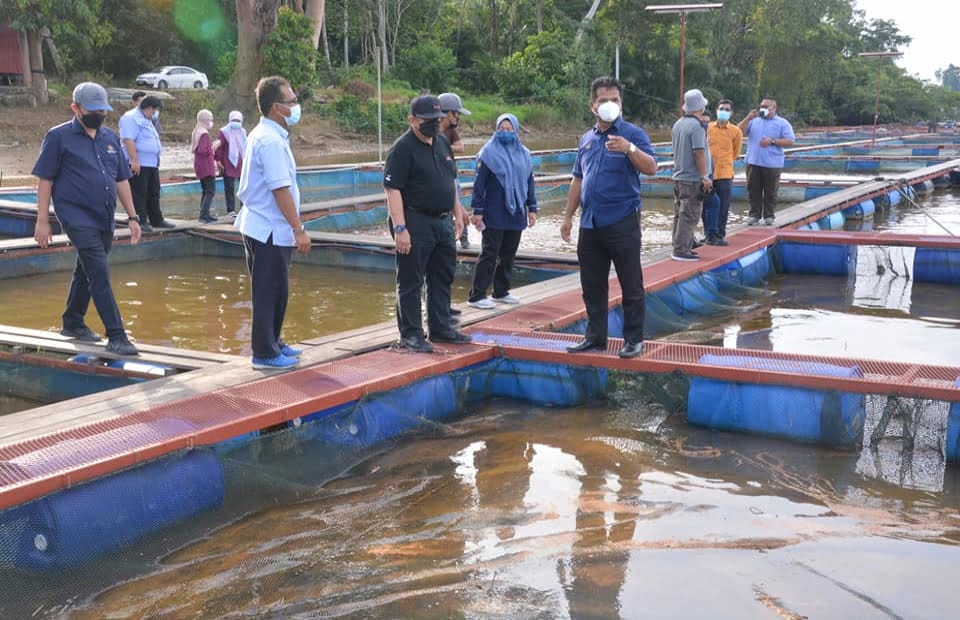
[468,228,522,302]
[223,175,238,213]
[61,224,125,340]
[129,165,164,225]
[393,210,456,339]
[576,212,645,344]
[242,234,293,359]
[199,176,215,220]
[746,164,781,220]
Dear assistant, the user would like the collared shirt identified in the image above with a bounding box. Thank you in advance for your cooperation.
[572,117,655,229]
[383,130,457,214]
[234,117,300,246]
[119,107,162,167]
[32,117,132,231]
[671,115,709,183]
[707,121,743,180]
[743,115,795,168]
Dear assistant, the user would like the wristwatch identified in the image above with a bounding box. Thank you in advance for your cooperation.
[393,224,407,233]
[128,215,140,223]
[628,142,637,153]
[771,139,777,147]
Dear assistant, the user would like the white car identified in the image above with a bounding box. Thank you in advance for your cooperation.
[136,66,208,89]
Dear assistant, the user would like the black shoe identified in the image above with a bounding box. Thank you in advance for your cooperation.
[449,307,462,316]
[618,341,644,358]
[430,330,471,344]
[199,216,217,224]
[60,325,101,342]
[705,235,729,246]
[566,339,606,353]
[154,220,176,229]
[140,223,154,233]
[671,251,700,261]
[449,316,461,326]
[399,335,434,353]
[692,238,705,249]
[106,338,139,356]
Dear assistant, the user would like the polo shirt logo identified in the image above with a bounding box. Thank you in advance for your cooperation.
[106,145,116,153]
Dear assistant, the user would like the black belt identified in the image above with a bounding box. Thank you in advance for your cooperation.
[406,208,450,218]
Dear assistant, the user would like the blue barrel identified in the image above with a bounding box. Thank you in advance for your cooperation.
[467,358,607,407]
[842,200,875,220]
[688,355,865,446]
[816,211,845,230]
[845,160,880,173]
[914,248,960,284]
[911,179,934,194]
[709,247,771,288]
[803,185,841,201]
[911,147,939,156]
[778,242,855,276]
[947,378,960,463]
[887,189,902,206]
[0,449,224,572]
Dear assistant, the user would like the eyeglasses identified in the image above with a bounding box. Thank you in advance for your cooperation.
[278,97,299,105]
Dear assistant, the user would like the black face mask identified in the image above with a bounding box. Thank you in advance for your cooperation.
[80,112,105,130]
[419,119,439,137]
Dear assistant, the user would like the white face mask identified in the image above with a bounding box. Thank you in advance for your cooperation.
[597,101,621,123]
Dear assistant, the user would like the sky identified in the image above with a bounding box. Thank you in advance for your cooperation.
[855,0,955,83]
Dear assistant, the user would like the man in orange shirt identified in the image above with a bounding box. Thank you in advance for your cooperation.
[704,99,743,245]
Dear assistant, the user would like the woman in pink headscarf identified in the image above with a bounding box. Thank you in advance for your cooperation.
[214,110,247,218]
[191,108,217,223]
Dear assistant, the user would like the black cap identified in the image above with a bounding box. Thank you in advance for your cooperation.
[410,95,444,119]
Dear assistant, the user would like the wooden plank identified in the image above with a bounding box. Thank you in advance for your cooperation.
[0,333,219,370]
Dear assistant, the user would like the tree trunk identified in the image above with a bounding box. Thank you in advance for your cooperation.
[305,0,325,50]
[217,0,281,114]
[377,0,388,71]
[342,0,349,71]
[536,0,542,34]
[321,15,331,68]
[26,29,47,105]
[17,30,31,89]
[41,28,65,77]
[489,0,498,56]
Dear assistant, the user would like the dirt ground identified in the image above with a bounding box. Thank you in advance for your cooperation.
[0,101,581,188]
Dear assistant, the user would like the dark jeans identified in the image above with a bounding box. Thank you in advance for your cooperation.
[576,212,645,344]
[393,209,456,339]
[701,189,721,238]
[199,176,215,220]
[129,165,164,225]
[242,234,293,359]
[746,164,781,220]
[61,224,125,340]
[713,178,732,238]
[223,175,239,213]
[468,228,522,302]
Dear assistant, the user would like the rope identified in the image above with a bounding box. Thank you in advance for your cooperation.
[885,179,955,237]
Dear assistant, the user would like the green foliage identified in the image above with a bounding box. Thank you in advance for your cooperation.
[214,50,237,86]
[328,94,409,137]
[396,40,459,94]
[262,7,318,90]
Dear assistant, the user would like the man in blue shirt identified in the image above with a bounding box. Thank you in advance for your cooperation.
[560,77,658,359]
[738,96,795,225]
[235,75,312,370]
[32,82,142,356]
[120,95,172,232]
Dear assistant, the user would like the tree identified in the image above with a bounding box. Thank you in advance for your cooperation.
[938,65,960,92]
[217,0,282,113]
[305,0,325,50]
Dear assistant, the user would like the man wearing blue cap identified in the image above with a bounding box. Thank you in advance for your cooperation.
[32,82,142,356]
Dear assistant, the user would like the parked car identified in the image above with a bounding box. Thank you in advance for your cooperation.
[136,66,208,89]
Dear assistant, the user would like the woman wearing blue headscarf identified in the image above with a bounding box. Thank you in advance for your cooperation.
[467,114,538,309]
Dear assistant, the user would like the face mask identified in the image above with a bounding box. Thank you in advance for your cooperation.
[717,110,731,122]
[758,107,770,119]
[496,130,517,144]
[229,121,242,130]
[418,118,439,137]
[205,120,214,129]
[282,103,301,126]
[80,112,105,130]
[597,101,620,123]
[152,110,160,120]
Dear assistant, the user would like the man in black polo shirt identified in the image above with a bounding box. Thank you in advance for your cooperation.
[384,95,470,352]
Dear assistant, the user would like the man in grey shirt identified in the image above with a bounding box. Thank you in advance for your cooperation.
[670,89,713,261]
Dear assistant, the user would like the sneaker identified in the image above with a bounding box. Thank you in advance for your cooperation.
[705,235,729,246]
[60,325,101,342]
[493,293,520,304]
[155,220,177,229]
[468,298,496,309]
[764,217,775,226]
[139,223,154,233]
[692,238,705,249]
[449,307,462,316]
[280,344,302,357]
[430,330,471,344]
[671,251,700,261]
[747,217,760,226]
[106,338,139,356]
[399,335,434,353]
[251,353,298,369]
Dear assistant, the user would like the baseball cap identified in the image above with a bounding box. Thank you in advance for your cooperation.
[73,82,113,112]
[410,95,445,119]
[438,92,471,115]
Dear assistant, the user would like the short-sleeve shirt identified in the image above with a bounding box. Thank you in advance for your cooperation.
[743,115,795,168]
[234,117,300,246]
[119,107,162,167]
[32,117,132,231]
[383,130,457,214]
[671,115,708,183]
[572,118,655,229]
[707,121,743,180]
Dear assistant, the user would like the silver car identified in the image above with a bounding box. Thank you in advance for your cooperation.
[135,66,208,89]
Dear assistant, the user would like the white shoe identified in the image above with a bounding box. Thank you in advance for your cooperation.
[468,298,496,309]
[493,293,520,304]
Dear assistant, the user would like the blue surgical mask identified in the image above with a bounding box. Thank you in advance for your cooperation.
[229,121,242,130]
[495,130,517,144]
[284,103,301,126]
[717,110,731,122]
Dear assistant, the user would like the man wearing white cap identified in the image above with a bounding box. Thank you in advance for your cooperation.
[439,92,473,250]
[670,88,713,261]
[32,82,142,356]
